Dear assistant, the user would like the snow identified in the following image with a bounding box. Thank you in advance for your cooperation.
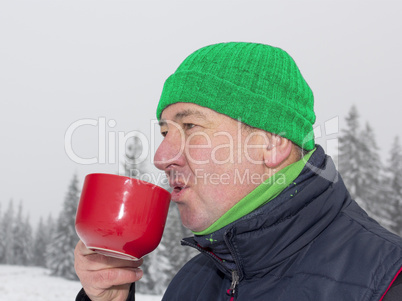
[0,265,162,301]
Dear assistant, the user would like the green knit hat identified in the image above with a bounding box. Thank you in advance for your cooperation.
[156,42,316,150]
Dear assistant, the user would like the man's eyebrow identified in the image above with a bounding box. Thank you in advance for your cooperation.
[159,109,207,127]
[174,109,207,120]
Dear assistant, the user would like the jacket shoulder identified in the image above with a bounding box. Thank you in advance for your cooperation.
[303,199,402,300]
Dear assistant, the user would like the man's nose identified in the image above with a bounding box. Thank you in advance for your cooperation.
[154,129,186,171]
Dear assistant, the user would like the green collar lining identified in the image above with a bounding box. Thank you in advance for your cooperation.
[193,149,315,236]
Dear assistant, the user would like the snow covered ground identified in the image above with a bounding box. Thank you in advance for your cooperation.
[0,265,162,301]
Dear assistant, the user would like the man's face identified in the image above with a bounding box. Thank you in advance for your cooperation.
[154,103,268,232]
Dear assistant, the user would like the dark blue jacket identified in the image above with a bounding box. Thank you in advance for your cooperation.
[162,146,402,301]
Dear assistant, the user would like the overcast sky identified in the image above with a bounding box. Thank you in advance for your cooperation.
[1,0,401,228]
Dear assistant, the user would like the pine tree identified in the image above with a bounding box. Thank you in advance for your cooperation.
[358,123,384,219]
[33,217,49,267]
[22,214,34,265]
[46,214,56,244]
[46,174,80,280]
[13,202,24,265]
[338,106,365,202]
[13,202,33,265]
[43,214,56,268]
[1,199,15,264]
[141,245,171,294]
[385,137,402,235]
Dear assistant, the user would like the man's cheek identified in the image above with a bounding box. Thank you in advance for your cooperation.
[211,143,234,164]
[185,146,213,165]
[185,133,212,164]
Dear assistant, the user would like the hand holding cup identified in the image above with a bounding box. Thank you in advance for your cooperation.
[74,173,171,300]
[74,240,143,301]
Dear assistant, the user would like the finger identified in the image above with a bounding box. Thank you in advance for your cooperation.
[74,240,143,272]
[84,253,143,271]
[91,267,143,290]
[76,240,97,256]
[83,282,131,301]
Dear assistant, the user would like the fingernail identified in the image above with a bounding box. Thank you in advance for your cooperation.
[135,268,143,279]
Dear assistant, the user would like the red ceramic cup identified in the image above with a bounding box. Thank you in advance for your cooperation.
[75,173,171,260]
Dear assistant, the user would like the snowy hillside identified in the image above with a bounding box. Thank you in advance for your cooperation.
[0,265,162,301]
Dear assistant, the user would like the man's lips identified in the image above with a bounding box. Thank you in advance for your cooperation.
[168,173,188,188]
[169,181,189,200]
[166,169,190,199]
[173,186,184,193]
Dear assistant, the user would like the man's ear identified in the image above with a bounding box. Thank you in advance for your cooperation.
[263,134,293,168]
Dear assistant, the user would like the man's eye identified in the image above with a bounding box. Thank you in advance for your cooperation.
[183,123,196,130]
[161,131,168,137]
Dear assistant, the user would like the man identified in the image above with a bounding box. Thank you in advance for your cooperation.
[75,42,402,300]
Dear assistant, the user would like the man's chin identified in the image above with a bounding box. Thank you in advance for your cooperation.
[178,212,208,233]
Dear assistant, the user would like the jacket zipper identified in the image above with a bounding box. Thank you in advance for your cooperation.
[227,270,239,300]
[223,230,242,300]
